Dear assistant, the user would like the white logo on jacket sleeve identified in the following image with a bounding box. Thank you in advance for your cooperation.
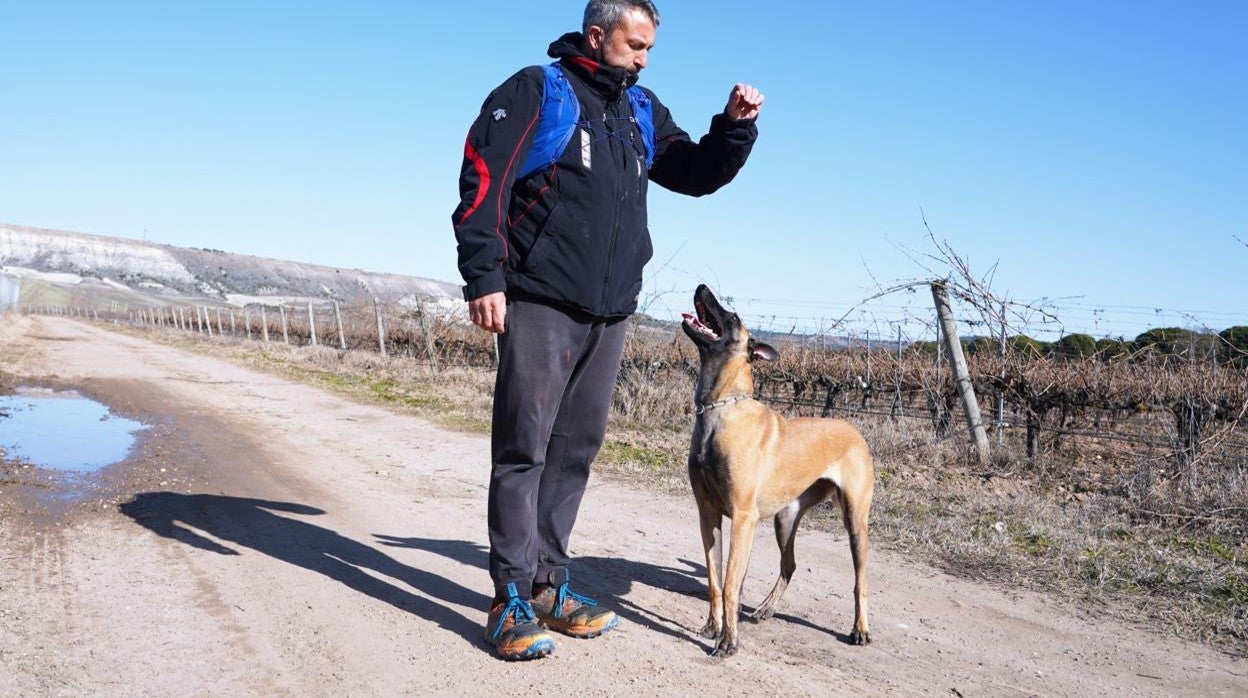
[492,108,508,122]
[580,128,592,170]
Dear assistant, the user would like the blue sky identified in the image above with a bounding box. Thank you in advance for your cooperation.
[2,1,1245,340]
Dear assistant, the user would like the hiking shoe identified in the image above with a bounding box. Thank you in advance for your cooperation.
[531,580,620,638]
[484,583,556,661]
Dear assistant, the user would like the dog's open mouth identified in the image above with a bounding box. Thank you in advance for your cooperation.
[682,299,722,340]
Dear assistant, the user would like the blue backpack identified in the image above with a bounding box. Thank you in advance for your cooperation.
[517,62,656,180]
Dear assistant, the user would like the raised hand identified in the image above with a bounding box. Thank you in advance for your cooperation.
[724,84,764,121]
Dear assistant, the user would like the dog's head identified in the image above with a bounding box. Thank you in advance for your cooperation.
[681,284,778,365]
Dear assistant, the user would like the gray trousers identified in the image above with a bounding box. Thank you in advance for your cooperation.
[488,298,628,599]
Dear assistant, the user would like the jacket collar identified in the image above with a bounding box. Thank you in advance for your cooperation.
[547,32,637,100]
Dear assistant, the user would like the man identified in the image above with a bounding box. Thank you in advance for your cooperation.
[452,0,762,660]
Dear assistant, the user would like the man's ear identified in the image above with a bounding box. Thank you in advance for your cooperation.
[586,24,605,50]
[748,339,779,362]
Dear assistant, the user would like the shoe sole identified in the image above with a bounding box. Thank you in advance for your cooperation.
[493,635,556,661]
[540,614,620,639]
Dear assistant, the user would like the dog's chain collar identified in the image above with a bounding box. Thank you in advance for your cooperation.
[694,394,751,415]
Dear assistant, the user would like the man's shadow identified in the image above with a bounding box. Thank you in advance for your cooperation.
[119,492,488,648]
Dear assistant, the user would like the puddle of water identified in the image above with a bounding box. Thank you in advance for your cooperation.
[0,387,149,472]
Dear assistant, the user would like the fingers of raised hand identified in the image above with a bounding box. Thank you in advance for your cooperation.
[728,84,765,119]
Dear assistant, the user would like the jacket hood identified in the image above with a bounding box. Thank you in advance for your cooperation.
[547,32,638,99]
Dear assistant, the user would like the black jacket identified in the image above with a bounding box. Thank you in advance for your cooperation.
[453,32,758,317]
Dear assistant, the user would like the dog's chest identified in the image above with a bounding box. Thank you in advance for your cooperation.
[689,419,741,506]
[690,418,727,469]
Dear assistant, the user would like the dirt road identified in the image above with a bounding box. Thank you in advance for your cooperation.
[1,315,1245,696]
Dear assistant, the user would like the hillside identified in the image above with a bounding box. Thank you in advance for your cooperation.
[0,222,461,311]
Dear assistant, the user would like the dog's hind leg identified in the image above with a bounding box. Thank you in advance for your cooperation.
[697,499,725,640]
[749,500,799,623]
[839,488,872,645]
[750,482,829,623]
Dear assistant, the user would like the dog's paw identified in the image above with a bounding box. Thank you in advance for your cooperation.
[849,628,871,646]
[710,636,739,658]
[748,605,775,623]
[698,620,723,640]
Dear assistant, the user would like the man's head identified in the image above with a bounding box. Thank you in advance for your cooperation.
[581,0,660,75]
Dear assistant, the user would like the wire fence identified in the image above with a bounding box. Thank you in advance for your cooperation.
[21,294,1248,477]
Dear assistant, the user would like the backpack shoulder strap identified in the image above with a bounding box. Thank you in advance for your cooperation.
[627,85,656,170]
[517,62,581,181]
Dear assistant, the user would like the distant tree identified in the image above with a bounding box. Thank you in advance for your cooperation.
[1220,326,1248,366]
[1054,333,1096,359]
[1094,337,1130,360]
[965,336,998,355]
[908,340,940,355]
[1133,327,1195,355]
[1008,334,1049,358]
[1221,326,1248,350]
[1134,327,1223,363]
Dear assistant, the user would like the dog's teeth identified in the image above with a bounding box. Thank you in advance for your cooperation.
[683,312,720,340]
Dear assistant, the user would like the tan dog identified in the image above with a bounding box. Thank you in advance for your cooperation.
[681,284,874,657]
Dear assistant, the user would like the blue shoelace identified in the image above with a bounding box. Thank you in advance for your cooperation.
[491,595,538,641]
[553,583,597,618]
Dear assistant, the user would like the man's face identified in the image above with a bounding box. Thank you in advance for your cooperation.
[587,9,656,74]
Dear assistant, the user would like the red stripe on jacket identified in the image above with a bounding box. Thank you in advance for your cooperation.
[455,139,491,227]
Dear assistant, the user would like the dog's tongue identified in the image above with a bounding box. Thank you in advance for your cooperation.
[684,313,718,338]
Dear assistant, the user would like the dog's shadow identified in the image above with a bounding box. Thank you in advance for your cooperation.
[118,492,486,648]
[765,612,855,644]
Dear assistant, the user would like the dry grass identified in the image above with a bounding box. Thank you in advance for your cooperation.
[97,319,1248,657]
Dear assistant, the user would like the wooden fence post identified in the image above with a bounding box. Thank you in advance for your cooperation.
[261,307,270,342]
[863,329,872,410]
[998,301,1007,445]
[931,280,991,464]
[416,295,439,371]
[307,302,318,346]
[334,301,346,350]
[373,298,387,358]
[893,325,903,418]
[229,309,236,335]
[280,306,290,344]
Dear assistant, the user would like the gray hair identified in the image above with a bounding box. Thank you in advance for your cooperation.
[582,0,661,37]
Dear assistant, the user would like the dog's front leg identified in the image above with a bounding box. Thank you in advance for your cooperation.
[713,511,758,658]
[697,500,724,640]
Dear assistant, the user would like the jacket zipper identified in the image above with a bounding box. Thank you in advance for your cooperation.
[601,98,626,315]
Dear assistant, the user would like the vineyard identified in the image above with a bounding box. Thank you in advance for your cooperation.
[22,294,1248,530]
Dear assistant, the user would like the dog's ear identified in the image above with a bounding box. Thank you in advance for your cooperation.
[748,339,779,362]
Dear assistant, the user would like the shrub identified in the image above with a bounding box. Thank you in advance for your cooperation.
[1054,333,1096,359]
